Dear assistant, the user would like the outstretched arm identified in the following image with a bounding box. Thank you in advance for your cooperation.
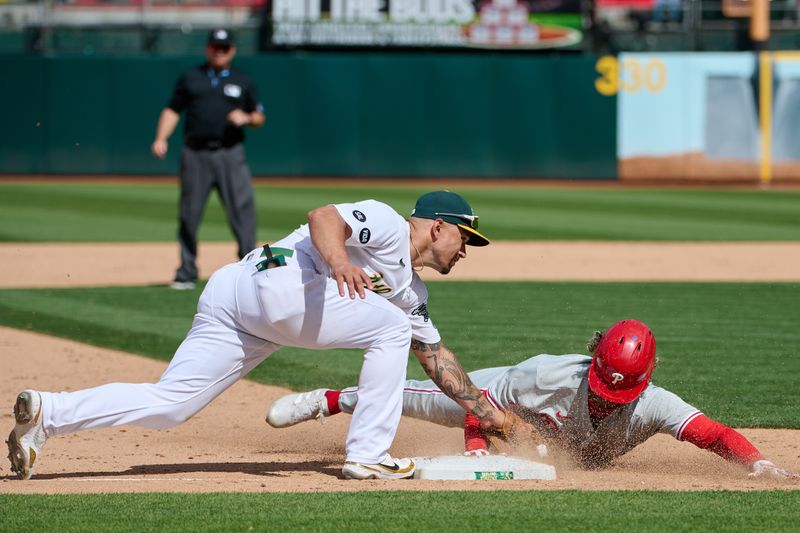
[681,414,799,479]
[411,340,505,430]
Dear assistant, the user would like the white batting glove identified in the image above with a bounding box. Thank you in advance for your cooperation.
[464,448,490,457]
[749,460,800,480]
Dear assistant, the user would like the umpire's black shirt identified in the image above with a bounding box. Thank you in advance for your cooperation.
[168,64,262,148]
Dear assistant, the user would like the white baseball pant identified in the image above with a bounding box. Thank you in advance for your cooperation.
[42,251,411,464]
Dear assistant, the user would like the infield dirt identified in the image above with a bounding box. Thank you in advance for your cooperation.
[1,242,798,493]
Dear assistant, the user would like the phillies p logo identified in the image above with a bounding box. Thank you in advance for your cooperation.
[611,372,624,385]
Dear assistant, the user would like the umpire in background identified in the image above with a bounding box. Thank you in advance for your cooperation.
[151,28,265,290]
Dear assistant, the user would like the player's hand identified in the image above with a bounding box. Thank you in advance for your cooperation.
[483,410,528,453]
[464,448,490,457]
[749,460,800,480]
[151,139,168,159]
[330,260,373,299]
[479,409,510,432]
[227,109,252,127]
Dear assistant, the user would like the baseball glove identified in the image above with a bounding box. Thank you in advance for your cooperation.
[485,410,527,452]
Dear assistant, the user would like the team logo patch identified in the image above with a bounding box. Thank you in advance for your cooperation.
[224,84,242,98]
[411,303,430,323]
[352,210,366,222]
[611,372,624,385]
[359,228,371,244]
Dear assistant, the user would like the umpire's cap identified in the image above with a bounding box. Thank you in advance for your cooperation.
[410,190,490,246]
[588,319,656,404]
[208,28,235,47]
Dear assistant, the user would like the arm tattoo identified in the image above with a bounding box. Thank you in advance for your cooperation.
[411,340,494,421]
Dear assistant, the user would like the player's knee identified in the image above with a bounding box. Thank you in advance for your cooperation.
[152,411,189,429]
[151,400,204,429]
[149,385,208,428]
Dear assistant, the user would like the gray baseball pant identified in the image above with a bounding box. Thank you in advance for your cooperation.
[175,143,257,283]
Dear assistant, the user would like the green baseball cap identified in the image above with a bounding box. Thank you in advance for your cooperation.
[410,190,490,247]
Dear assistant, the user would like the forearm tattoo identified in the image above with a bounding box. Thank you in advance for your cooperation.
[411,340,494,421]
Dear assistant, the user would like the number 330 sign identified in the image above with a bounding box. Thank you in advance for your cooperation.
[595,55,667,96]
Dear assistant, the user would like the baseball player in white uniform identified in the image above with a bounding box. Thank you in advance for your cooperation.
[7,190,511,481]
[267,319,799,479]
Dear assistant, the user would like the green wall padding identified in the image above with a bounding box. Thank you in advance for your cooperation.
[0,53,617,179]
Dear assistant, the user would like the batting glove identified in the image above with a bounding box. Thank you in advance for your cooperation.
[463,448,490,457]
[749,460,800,480]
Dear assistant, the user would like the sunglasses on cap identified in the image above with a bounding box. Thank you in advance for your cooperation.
[435,212,479,229]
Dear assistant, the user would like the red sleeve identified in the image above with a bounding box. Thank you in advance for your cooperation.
[464,414,489,452]
[680,414,765,466]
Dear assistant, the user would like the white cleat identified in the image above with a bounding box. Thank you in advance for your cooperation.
[266,389,330,428]
[169,281,196,290]
[342,454,416,480]
[6,390,47,480]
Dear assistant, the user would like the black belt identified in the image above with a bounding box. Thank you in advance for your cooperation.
[255,244,291,271]
[185,138,238,151]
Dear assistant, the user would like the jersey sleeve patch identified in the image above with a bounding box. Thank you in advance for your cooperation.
[399,275,439,343]
[334,200,400,249]
[411,303,430,322]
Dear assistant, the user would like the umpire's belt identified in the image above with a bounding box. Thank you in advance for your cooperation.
[185,138,238,151]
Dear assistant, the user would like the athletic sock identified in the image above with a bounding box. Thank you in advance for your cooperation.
[325,390,341,415]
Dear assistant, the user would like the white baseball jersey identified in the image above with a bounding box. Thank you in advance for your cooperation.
[339,354,701,467]
[40,199,433,465]
[271,199,440,344]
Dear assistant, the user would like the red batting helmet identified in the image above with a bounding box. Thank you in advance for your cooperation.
[587,319,656,404]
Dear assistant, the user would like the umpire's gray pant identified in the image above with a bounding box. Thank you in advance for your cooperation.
[176,143,256,283]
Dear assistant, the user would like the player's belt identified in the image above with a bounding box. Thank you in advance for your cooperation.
[255,244,293,272]
[185,138,238,150]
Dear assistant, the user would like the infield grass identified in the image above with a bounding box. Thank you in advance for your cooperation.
[1,491,799,532]
[0,281,797,428]
[0,182,798,242]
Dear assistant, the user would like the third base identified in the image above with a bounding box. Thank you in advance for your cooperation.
[412,455,556,481]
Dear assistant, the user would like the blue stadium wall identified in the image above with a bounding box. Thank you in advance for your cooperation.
[0,53,617,179]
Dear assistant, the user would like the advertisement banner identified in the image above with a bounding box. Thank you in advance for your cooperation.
[269,0,582,49]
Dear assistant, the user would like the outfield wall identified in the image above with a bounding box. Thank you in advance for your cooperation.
[0,53,616,179]
[617,51,800,183]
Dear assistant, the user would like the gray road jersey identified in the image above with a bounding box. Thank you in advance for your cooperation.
[341,354,700,467]
[484,354,701,467]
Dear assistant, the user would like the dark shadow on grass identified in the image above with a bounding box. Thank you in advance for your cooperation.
[1,461,344,481]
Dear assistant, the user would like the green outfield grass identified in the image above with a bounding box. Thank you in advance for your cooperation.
[1,181,798,526]
[0,182,798,242]
[1,491,798,532]
[1,281,797,428]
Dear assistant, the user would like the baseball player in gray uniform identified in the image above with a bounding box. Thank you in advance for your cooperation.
[267,319,799,479]
[6,191,512,481]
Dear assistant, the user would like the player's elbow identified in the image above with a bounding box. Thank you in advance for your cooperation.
[306,206,326,225]
[308,205,348,235]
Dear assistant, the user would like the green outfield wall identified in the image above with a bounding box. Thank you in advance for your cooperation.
[0,53,616,179]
